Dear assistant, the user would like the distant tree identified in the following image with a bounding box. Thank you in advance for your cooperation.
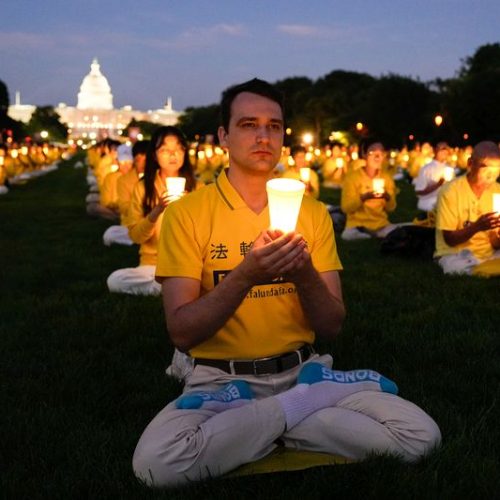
[26,106,68,142]
[0,79,8,113]
[0,79,26,142]
[177,104,220,141]
[443,44,500,143]
[458,42,500,77]
[123,118,161,140]
[362,75,438,148]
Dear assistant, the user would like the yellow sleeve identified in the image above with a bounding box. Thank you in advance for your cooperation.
[384,174,397,213]
[340,172,363,214]
[127,182,157,244]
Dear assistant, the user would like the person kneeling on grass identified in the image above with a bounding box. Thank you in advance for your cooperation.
[340,142,398,241]
[132,79,441,489]
[434,140,500,275]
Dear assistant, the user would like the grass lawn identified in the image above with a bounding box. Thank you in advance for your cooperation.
[1,154,499,499]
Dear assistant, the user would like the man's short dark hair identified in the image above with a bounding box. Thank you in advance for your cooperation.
[290,144,306,157]
[132,140,150,157]
[219,78,284,132]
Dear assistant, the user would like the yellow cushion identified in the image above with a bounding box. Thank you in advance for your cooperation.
[227,448,351,477]
[472,258,500,277]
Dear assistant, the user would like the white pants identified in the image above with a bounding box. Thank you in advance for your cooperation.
[107,265,161,296]
[342,224,397,241]
[103,225,134,246]
[133,354,441,488]
[438,249,500,275]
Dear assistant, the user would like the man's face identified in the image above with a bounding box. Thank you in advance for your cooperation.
[366,148,385,174]
[293,152,307,169]
[469,157,500,188]
[435,148,449,163]
[134,153,146,174]
[218,92,284,175]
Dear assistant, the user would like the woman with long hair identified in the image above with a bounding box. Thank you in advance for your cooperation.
[107,126,197,295]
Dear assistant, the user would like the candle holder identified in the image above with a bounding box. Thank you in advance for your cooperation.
[166,177,186,199]
[372,178,385,195]
[493,193,500,214]
[266,178,305,233]
[443,167,454,182]
[299,167,311,183]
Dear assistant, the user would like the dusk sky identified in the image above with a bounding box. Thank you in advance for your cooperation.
[2,0,499,112]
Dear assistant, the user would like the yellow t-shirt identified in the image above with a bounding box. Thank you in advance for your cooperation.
[435,176,500,259]
[156,169,342,360]
[100,171,121,210]
[127,173,167,266]
[116,169,140,226]
[341,168,396,230]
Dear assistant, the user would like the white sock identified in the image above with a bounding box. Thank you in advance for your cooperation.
[276,362,398,429]
[175,380,254,412]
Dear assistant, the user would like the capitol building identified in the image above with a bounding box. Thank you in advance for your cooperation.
[8,59,181,140]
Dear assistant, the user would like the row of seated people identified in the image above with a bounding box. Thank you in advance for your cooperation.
[188,140,474,189]
[0,142,64,194]
[87,133,500,298]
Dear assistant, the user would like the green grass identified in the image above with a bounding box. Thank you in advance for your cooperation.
[1,156,499,499]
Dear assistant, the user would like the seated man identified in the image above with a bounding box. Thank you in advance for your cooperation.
[340,142,397,240]
[413,142,455,214]
[434,140,500,275]
[132,79,441,488]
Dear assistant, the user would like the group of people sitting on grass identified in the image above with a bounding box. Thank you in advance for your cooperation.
[0,142,65,195]
[85,130,500,290]
[80,78,500,489]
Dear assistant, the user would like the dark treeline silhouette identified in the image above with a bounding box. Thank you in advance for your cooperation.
[177,43,500,148]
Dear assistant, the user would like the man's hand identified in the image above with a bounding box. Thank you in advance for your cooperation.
[239,230,307,285]
[472,212,500,232]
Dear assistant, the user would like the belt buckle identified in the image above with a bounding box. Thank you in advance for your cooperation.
[252,356,276,376]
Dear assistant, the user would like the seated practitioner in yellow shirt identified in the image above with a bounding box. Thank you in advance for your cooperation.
[434,140,500,275]
[107,127,197,296]
[282,145,320,199]
[132,79,440,488]
[340,142,397,240]
[87,143,131,221]
[103,141,149,246]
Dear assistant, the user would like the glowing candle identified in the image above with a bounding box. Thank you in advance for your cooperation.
[493,193,500,213]
[266,178,305,233]
[372,178,385,194]
[0,156,4,166]
[299,167,311,183]
[166,177,186,198]
[335,158,344,169]
[111,164,119,172]
[443,167,454,182]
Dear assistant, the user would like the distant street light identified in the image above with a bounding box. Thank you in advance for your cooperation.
[434,115,443,127]
[40,130,49,139]
[302,132,314,145]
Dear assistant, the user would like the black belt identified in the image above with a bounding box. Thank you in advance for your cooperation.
[193,344,315,376]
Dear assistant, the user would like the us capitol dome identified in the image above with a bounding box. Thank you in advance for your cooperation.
[9,58,181,140]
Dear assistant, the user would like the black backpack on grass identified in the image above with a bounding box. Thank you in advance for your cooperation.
[380,225,436,260]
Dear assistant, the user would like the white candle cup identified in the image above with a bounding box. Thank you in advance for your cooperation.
[493,193,500,214]
[299,167,311,183]
[372,178,385,194]
[166,177,186,198]
[266,178,305,233]
[443,166,455,182]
